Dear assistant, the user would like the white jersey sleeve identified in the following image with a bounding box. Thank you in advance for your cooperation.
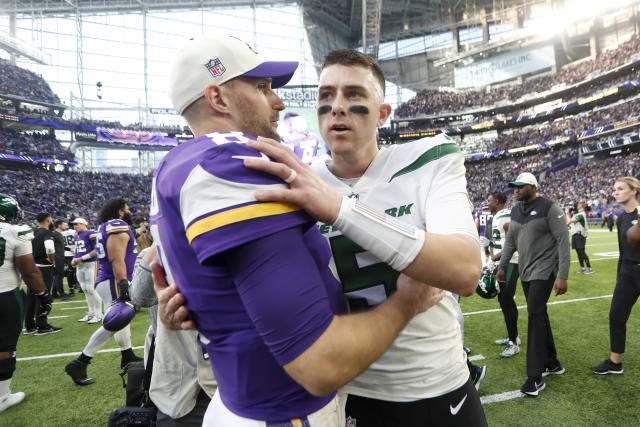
[0,223,34,292]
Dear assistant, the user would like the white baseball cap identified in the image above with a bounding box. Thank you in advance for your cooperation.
[71,217,88,225]
[169,35,298,114]
[508,172,538,188]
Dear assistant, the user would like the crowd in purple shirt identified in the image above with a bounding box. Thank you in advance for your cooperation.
[0,128,74,160]
[396,34,640,118]
[0,59,60,104]
[466,149,639,212]
[0,166,152,223]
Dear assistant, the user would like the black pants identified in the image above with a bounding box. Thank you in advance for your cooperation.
[52,258,66,296]
[609,263,640,354]
[156,388,211,427]
[498,263,519,342]
[0,288,24,352]
[345,379,487,427]
[24,266,54,330]
[522,274,559,379]
[571,234,591,268]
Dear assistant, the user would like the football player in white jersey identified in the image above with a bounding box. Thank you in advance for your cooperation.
[0,194,52,412]
[487,191,521,358]
[241,49,486,426]
[61,223,78,296]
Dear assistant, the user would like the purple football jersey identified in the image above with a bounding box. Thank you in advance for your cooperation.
[73,230,98,262]
[95,219,137,283]
[150,132,345,421]
[476,210,494,236]
[282,133,321,165]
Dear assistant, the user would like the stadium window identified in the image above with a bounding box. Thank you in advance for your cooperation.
[489,23,514,41]
[459,26,483,45]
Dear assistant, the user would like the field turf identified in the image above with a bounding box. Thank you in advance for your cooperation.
[2,228,639,426]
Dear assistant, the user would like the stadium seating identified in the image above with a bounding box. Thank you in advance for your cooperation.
[0,58,61,104]
[0,166,152,222]
[395,34,640,118]
[0,128,74,160]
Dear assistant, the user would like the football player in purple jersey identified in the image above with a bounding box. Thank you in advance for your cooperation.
[65,198,141,386]
[150,35,444,425]
[70,218,103,323]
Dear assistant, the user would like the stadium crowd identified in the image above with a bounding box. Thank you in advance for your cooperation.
[0,128,74,161]
[459,95,640,152]
[466,148,639,210]
[395,34,640,118]
[0,58,61,104]
[0,166,152,222]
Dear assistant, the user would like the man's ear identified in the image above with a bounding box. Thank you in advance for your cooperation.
[203,83,231,115]
[377,103,392,127]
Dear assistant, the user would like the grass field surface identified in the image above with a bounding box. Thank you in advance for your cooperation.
[2,228,639,426]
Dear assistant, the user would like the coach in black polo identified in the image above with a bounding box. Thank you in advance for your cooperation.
[496,172,571,397]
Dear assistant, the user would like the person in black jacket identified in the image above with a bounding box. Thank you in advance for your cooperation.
[591,176,640,375]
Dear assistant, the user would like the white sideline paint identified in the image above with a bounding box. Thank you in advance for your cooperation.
[480,390,523,405]
[464,294,612,316]
[47,316,70,319]
[60,306,89,311]
[53,300,89,305]
[17,346,144,362]
[468,355,485,362]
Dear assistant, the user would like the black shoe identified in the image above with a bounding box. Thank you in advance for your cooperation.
[521,377,545,396]
[591,358,623,375]
[120,353,143,369]
[23,328,37,335]
[65,359,95,386]
[34,324,62,336]
[468,363,487,391]
[542,364,566,377]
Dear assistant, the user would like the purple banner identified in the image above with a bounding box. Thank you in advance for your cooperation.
[0,153,77,165]
[96,127,177,147]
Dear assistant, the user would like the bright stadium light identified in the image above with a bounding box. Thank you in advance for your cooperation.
[528,0,638,36]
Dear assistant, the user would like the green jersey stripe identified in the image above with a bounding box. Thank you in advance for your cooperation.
[389,143,460,183]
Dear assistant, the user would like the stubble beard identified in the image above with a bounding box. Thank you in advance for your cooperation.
[237,104,280,141]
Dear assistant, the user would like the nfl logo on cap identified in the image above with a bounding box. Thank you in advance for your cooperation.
[205,58,226,78]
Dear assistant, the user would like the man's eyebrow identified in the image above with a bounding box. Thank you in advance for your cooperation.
[318,84,368,92]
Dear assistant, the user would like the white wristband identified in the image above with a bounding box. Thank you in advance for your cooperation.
[81,254,91,261]
[332,196,425,271]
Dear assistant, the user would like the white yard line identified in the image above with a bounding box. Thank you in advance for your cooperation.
[464,294,612,316]
[47,316,70,319]
[17,346,144,361]
[481,390,523,405]
[468,354,485,362]
[53,300,88,305]
[60,306,89,310]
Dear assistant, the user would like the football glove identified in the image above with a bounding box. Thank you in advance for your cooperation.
[116,279,131,303]
[37,291,54,316]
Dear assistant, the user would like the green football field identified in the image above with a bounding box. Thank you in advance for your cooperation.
[3,229,639,426]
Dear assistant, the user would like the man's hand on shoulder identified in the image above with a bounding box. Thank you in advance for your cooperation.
[243,136,342,225]
[395,273,445,316]
[151,261,196,330]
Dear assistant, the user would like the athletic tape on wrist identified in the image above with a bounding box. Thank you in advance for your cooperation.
[81,254,91,261]
[332,195,425,271]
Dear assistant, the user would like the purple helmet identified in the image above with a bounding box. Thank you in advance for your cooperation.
[103,301,135,332]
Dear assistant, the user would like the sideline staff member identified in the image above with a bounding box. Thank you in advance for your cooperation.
[591,177,640,375]
[497,172,570,397]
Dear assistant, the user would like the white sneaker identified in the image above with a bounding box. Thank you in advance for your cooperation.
[494,336,521,346]
[583,268,595,275]
[501,341,520,358]
[87,316,102,324]
[0,392,26,412]
[78,314,92,322]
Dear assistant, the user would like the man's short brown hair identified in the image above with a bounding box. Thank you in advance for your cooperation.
[322,49,386,97]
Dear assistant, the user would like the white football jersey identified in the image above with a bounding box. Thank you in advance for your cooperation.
[492,208,518,264]
[312,134,478,401]
[0,222,34,292]
[62,229,76,257]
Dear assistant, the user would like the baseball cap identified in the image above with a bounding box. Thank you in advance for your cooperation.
[169,35,299,114]
[508,172,538,188]
[71,217,88,226]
